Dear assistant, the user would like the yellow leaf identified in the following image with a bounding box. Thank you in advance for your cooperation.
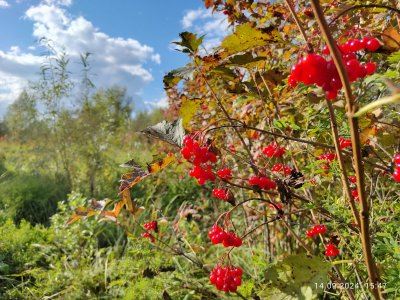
[147,153,176,174]
[382,27,400,50]
[179,96,201,129]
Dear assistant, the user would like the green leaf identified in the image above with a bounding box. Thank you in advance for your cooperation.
[163,66,195,88]
[173,32,204,54]
[264,253,331,298]
[221,23,279,55]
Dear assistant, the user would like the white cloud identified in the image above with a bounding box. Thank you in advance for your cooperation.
[0,0,10,8]
[144,96,168,109]
[181,8,231,52]
[0,1,161,113]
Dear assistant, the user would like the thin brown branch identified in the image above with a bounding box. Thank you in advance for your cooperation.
[310,1,383,298]
[326,100,361,227]
[329,4,400,26]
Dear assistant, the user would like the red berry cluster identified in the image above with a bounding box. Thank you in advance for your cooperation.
[289,37,380,100]
[262,142,286,158]
[212,188,230,201]
[318,153,336,162]
[217,168,233,180]
[306,224,340,257]
[248,175,277,190]
[208,225,243,247]
[189,165,215,185]
[325,243,340,257]
[141,221,158,242]
[209,265,243,292]
[271,163,292,176]
[181,135,218,185]
[393,153,400,183]
[306,224,327,238]
[144,221,158,232]
[339,137,352,150]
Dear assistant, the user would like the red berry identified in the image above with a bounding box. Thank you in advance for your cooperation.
[364,62,376,75]
[348,175,357,184]
[217,168,232,180]
[326,89,338,100]
[325,243,340,257]
[306,224,327,237]
[394,153,400,167]
[339,137,352,150]
[365,38,381,52]
[212,188,230,201]
[393,167,400,183]
[210,265,243,292]
[351,189,359,201]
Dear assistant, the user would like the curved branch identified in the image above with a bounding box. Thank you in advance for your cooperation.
[329,4,400,26]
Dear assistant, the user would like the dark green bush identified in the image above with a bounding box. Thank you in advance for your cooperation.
[0,173,69,225]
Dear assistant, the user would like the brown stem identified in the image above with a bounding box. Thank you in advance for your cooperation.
[310,1,382,298]
[196,60,259,174]
[285,0,313,52]
[326,100,360,227]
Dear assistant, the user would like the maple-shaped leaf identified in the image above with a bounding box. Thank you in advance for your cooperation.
[141,119,185,148]
[173,32,204,53]
[163,66,195,88]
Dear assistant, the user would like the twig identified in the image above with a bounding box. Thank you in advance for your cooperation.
[310,1,383,298]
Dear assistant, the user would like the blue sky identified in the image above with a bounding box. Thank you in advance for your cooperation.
[0,0,229,114]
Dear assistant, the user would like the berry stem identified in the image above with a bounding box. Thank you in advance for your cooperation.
[310,1,383,298]
[326,100,361,227]
[284,0,314,52]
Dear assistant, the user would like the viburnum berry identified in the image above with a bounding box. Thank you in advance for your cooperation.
[364,62,377,75]
[141,232,155,243]
[212,188,230,201]
[364,37,381,52]
[348,175,357,184]
[289,37,380,100]
[339,137,352,150]
[181,135,218,165]
[325,243,340,257]
[217,168,233,180]
[189,164,215,185]
[248,175,276,190]
[271,163,292,176]
[209,265,243,292]
[318,153,336,162]
[306,224,327,238]
[393,167,400,183]
[351,189,359,201]
[262,142,285,158]
[208,225,242,247]
[144,221,158,232]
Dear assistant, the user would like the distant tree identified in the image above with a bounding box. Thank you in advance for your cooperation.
[4,90,41,142]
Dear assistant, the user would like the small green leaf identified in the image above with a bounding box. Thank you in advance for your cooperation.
[173,32,204,53]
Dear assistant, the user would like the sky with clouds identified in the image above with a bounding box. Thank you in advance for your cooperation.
[0,0,230,116]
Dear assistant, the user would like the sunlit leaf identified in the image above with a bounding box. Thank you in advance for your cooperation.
[179,96,202,129]
[264,253,331,298]
[221,23,280,55]
[141,119,185,147]
[173,32,204,53]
